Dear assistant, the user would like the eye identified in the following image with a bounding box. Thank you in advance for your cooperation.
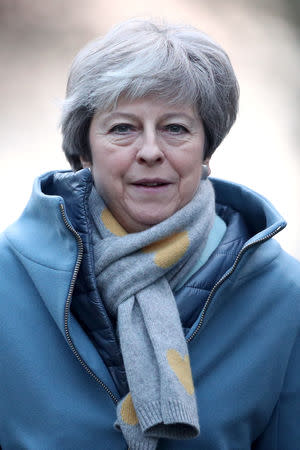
[109,123,135,134]
[164,124,188,134]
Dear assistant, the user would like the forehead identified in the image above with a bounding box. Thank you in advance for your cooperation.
[94,95,200,122]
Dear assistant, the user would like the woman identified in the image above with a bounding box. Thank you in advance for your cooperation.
[0,18,299,450]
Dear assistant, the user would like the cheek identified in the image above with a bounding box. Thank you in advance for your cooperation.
[170,148,203,198]
[92,148,129,176]
[91,151,132,199]
[169,148,203,178]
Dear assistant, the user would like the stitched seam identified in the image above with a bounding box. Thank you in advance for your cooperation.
[213,250,240,256]
[183,285,212,291]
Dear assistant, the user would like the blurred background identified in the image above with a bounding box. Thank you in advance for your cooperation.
[0,0,299,258]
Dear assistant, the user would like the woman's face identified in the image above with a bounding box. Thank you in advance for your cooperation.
[84,97,210,233]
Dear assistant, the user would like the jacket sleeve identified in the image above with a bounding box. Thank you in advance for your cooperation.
[253,329,300,449]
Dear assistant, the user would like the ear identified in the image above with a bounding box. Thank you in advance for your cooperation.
[80,157,92,169]
[203,157,211,177]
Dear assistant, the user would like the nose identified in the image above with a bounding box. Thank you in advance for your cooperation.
[136,130,164,166]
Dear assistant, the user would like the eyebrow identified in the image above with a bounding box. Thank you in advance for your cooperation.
[100,111,196,127]
[101,112,139,126]
[159,113,196,126]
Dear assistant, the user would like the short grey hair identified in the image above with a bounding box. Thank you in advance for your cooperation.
[61,18,239,170]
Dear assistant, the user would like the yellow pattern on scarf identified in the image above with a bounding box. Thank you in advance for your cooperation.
[101,208,127,237]
[166,349,195,395]
[143,232,190,268]
[101,208,190,268]
[121,393,138,425]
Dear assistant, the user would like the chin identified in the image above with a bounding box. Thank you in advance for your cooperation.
[134,211,174,229]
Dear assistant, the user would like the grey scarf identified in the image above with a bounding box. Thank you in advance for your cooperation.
[89,180,215,449]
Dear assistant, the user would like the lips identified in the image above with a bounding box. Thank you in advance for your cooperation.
[132,178,171,187]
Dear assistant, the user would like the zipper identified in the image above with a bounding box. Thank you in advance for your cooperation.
[59,203,119,405]
[187,225,284,343]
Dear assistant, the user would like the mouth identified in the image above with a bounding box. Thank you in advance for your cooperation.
[130,178,172,195]
[132,178,171,187]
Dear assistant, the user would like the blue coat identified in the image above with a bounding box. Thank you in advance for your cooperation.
[0,169,299,449]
